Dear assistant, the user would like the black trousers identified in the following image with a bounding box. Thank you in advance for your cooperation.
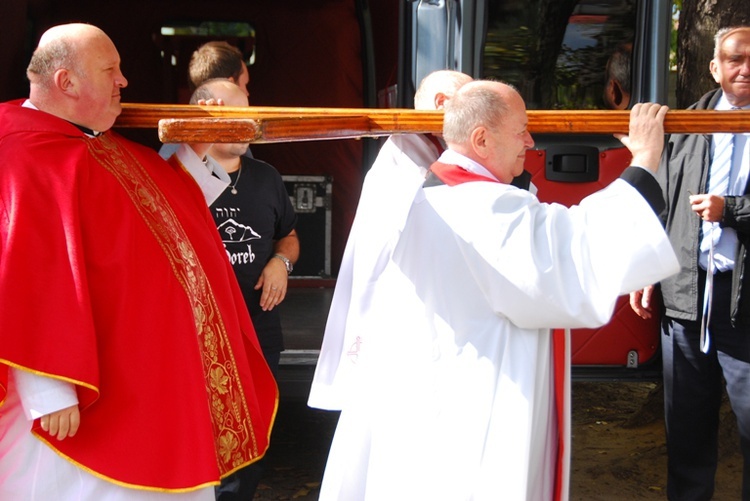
[662,271,750,500]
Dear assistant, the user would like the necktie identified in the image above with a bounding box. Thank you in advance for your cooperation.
[700,132,735,253]
[699,118,738,353]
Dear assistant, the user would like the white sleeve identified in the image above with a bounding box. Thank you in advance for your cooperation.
[12,368,79,420]
[407,180,678,330]
[483,180,677,328]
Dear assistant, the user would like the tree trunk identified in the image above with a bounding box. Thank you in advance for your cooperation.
[677,0,750,108]
[533,0,577,107]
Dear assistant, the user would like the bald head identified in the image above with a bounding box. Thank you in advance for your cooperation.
[27,23,127,132]
[413,70,473,110]
[443,80,534,183]
[195,79,251,162]
[443,81,517,145]
[190,78,249,107]
[28,24,105,87]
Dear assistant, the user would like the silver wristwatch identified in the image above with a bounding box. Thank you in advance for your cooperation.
[273,254,293,274]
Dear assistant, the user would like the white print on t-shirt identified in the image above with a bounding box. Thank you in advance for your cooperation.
[225,243,256,265]
[217,219,261,243]
[216,218,261,265]
[215,207,241,219]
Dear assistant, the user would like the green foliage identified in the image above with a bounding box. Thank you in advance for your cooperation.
[671,0,681,70]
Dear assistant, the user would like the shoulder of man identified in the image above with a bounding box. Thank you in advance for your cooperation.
[690,88,722,111]
[664,88,722,148]
[0,100,83,140]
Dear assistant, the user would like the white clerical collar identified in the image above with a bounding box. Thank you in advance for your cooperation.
[203,155,232,184]
[438,149,500,182]
[174,144,230,205]
[23,99,101,137]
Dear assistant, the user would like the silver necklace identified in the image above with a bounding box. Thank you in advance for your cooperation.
[230,164,242,195]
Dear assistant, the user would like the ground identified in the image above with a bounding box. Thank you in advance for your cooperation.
[570,382,743,500]
[254,382,745,500]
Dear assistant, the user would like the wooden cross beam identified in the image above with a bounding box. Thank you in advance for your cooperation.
[114,104,750,143]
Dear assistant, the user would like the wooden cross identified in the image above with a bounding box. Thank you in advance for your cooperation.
[114,104,750,143]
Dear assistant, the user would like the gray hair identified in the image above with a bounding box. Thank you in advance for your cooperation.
[27,37,81,86]
[605,43,632,94]
[714,26,750,59]
[442,81,511,145]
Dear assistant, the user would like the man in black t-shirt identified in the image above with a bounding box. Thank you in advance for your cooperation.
[187,78,299,501]
[192,79,299,375]
[210,144,299,372]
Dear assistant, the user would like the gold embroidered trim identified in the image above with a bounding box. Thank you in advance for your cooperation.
[0,359,100,396]
[85,134,258,471]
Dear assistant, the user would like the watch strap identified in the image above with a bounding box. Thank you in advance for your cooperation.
[273,254,293,274]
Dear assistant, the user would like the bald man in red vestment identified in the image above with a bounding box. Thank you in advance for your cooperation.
[0,23,277,500]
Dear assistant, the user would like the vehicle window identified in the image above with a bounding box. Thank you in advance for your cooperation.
[483,0,637,110]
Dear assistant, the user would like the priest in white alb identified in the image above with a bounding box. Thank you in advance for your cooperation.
[316,81,679,501]
[308,70,472,411]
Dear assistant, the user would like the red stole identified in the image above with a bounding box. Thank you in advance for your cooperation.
[428,161,500,185]
[86,134,271,471]
[552,329,568,501]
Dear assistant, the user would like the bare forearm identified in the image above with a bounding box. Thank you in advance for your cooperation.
[274,230,300,263]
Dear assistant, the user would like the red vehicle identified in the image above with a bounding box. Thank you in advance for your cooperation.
[0,0,675,397]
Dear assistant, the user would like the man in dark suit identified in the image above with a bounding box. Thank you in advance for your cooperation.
[630,25,750,500]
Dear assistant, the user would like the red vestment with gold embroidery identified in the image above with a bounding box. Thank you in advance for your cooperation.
[0,101,278,492]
